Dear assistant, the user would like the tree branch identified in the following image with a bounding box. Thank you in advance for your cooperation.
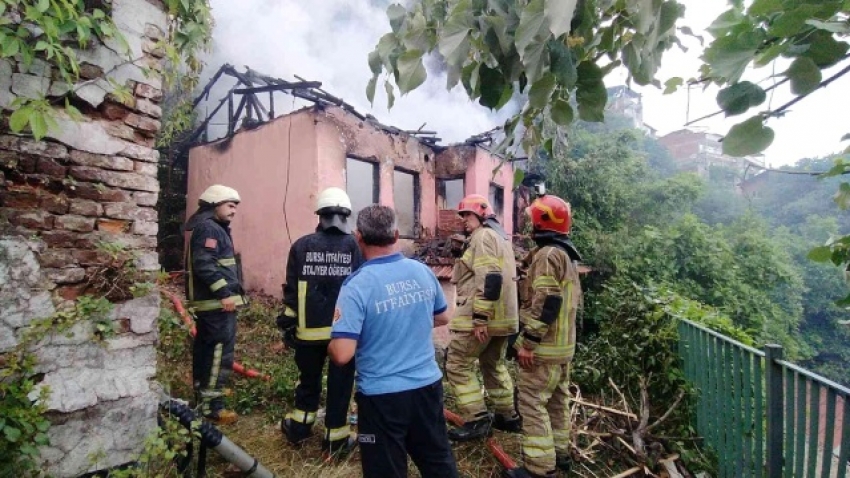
[646,389,686,433]
[766,61,850,118]
[684,77,790,127]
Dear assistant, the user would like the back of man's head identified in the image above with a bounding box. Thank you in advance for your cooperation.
[357,205,397,246]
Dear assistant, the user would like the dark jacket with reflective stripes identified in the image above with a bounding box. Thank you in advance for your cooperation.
[186,218,245,312]
[282,229,363,342]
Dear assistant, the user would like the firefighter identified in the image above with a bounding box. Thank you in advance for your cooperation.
[184,184,247,425]
[277,187,364,457]
[446,194,521,441]
[508,194,582,478]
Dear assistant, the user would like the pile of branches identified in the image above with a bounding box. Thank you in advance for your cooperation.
[569,378,694,478]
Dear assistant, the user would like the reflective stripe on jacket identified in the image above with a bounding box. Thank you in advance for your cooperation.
[450,225,518,336]
[282,230,363,342]
[514,245,582,364]
[185,218,246,313]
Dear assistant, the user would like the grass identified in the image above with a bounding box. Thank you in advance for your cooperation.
[155,291,645,477]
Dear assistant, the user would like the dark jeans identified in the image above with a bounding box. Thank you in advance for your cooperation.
[192,310,236,413]
[293,342,356,434]
[356,380,459,478]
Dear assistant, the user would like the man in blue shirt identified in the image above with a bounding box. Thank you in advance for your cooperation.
[328,205,459,478]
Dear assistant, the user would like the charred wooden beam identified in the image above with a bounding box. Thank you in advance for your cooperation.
[232,82,322,94]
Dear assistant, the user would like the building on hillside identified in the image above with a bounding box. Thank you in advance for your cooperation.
[607,85,656,135]
[658,129,766,178]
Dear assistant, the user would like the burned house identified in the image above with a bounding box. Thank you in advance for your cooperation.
[181,66,515,300]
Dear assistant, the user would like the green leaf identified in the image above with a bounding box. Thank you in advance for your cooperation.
[786,57,822,95]
[528,72,556,109]
[702,31,763,82]
[548,40,577,87]
[437,15,471,83]
[716,81,766,116]
[663,77,683,94]
[402,11,430,51]
[769,5,822,37]
[807,246,834,263]
[384,80,396,110]
[368,50,382,75]
[37,0,50,13]
[706,9,746,37]
[395,50,427,94]
[366,76,377,105]
[806,19,850,34]
[551,99,574,125]
[522,39,548,84]
[575,62,607,122]
[748,0,783,16]
[31,110,48,140]
[544,0,577,38]
[801,30,849,68]
[3,426,20,443]
[722,116,775,157]
[513,168,525,189]
[478,65,505,109]
[485,15,511,54]
[387,4,407,33]
[376,33,400,68]
[515,0,547,56]
[754,42,788,67]
[9,107,30,133]
[834,182,850,210]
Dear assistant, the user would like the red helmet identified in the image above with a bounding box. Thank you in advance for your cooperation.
[457,194,491,219]
[526,195,571,234]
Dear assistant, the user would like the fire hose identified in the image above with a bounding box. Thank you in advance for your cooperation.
[443,409,519,472]
[160,396,274,477]
[162,290,271,381]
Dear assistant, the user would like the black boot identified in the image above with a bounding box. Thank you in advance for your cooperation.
[448,414,493,442]
[493,413,522,433]
[501,467,556,478]
[322,436,358,458]
[555,453,571,473]
[281,418,313,445]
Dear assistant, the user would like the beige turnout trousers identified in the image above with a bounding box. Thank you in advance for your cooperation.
[446,332,515,420]
[516,362,571,476]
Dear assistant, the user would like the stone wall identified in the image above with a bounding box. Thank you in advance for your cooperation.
[0,1,168,476]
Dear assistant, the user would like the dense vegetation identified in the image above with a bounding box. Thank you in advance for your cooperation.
[546,114,849,388]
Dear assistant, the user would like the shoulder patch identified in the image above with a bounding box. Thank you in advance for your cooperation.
[333,307,342,323]
[204,238,218,249]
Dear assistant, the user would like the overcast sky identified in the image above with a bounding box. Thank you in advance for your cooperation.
[201,0,850,167]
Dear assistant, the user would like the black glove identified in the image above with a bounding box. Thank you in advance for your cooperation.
[276,315,298,349]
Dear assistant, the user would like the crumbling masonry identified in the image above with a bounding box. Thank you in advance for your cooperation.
[0,0,168,475]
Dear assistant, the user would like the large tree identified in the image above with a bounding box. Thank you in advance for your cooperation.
[367,0,686,155]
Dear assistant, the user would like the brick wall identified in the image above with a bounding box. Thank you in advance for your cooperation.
[0,0,168,475]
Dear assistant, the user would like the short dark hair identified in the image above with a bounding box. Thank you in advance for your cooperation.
[356,205,397,246]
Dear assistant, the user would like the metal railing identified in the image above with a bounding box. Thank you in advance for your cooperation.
[677,319,850,478]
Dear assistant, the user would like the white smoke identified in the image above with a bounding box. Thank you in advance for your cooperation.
[196,0,518,143]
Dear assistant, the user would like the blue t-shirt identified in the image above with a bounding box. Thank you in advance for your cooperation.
[331,253,447,395]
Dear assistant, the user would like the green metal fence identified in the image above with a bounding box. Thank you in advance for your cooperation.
[677,319,850,478]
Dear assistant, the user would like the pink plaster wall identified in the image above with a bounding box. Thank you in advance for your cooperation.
[186,110,319,296]
[187,106,446,298]
[313,107,439,238]
[466,147,514,234]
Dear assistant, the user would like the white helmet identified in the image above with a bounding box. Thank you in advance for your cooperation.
[315,187,352,214]
[199,184,241,206]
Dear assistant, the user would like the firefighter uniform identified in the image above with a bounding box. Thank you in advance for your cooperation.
[446,220,519,429]
[185,188,246,421]
[279,188,363,454]
[512,195,583,478]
